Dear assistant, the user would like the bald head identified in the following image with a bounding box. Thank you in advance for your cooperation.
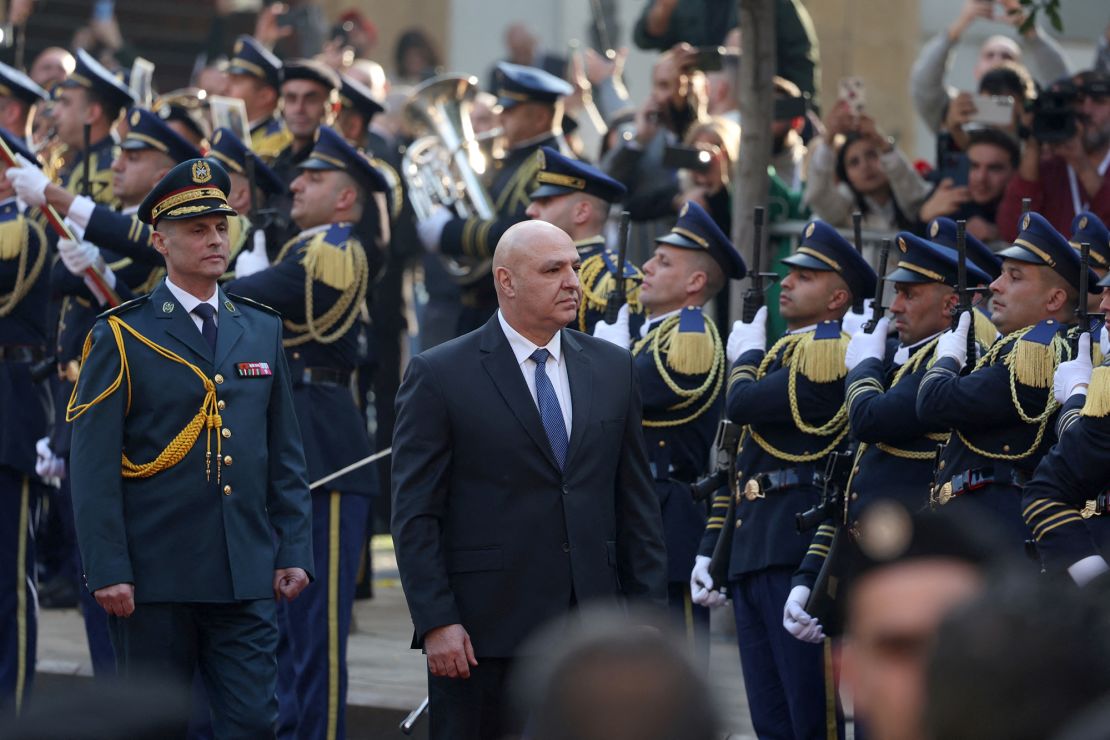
[493,220,582,345]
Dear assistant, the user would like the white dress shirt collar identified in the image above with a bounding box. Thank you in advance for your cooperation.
[498,310,562,365]
[164,276,221,325]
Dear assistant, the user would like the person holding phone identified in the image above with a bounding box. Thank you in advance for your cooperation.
[804,99,931,233]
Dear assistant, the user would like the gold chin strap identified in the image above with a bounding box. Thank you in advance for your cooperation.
[66,316,224,482]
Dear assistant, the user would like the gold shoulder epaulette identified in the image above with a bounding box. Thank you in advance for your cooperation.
[252,126,294,160]
[1082,364,1110,418]
[974,309,1000,350]
[0,215,46,318]
[1009,320,1067,389]
[795,321,849,383]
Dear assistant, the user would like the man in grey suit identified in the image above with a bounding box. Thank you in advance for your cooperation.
[391,220,667,740]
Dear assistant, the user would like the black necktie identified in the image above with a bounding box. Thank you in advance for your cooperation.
[192,303,218,353]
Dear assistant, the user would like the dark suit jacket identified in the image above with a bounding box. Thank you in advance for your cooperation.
[69,281,314,602]
[391,314,667,657]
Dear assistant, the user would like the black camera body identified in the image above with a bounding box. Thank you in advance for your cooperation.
[1030,89,1078,144]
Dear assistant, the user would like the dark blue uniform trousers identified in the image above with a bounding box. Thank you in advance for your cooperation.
[0,468,37,713]
[277,490,371,740]
[107,599,279,739]
[730,567,844,740]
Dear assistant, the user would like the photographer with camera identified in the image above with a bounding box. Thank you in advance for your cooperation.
[997,70,1110,241]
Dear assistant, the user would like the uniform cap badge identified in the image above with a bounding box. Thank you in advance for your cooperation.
[192,160,212,184]
[929,221,939,237]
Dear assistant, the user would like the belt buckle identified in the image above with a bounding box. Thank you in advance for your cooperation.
[932,481,954,507]
[743,478,764,502]
[1082,500,1099,519]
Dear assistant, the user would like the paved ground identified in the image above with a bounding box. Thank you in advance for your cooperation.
[36,537,758,739]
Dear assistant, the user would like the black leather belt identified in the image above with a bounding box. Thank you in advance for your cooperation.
[739,469,821,502]
[299,367,351,387]
[931,465,1029,507]
[0,345,45,363]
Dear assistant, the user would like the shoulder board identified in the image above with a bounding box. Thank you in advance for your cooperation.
[322,222,354,247]
[252,126,294,159]
[601,249,642,279]
[224,292,281,317]
[97,293,149,319]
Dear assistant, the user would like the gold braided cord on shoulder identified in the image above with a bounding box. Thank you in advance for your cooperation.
[747,332,850,462]
[65,316,224,481]
[576,252,642,332]
[953,326,1062,461]
[0,217,45,317]
[632,314,725,427]
[282,235,370,347]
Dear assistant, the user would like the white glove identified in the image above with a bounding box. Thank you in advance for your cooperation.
[1068,555,1110,587]
[592,303,631,348]
[840,299,873,337]
[1100,327,1110,358]
[417,204,452,253]
[35,437,65,480]
[58,238,105,276]
[5,153,49,207]
[234,230,270,278]
[1054,332,1093,404]
[934,311,972,369]
[690,555,728,608]
[726,305,767,363]
[844,317,890,371]
[783,585,825,643]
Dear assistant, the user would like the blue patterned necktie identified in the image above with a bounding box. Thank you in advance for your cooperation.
[192,303,218,353]
[529,348,568,468]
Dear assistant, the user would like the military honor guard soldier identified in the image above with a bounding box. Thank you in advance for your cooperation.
[225,125,383,740]
[692,220,877,740]
[592,201,744,661]
[525,146,644,336]
[418,62,575,336]
[787,231,994,643]
[0,129,50,713]
[205,126,287,281]
[67,157,313,737]
[225,35,292,162]
[918,212,1098,555]
[49,48,134,205]
[0,60,48,141]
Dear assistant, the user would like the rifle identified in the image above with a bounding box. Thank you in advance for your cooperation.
[798,450,856,629]
[1021,197,1032,215]
[603,210,632,324]
[863,238,891,334]
[953,220,978,372]
[0,134,119,307]
[742,206,778,322]
[586,0,614,54]
[82,122,91,198]
[700,421,743,590]
[851,211,863,254]
[1076,241,1104,351]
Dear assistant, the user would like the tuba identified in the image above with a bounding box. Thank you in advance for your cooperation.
[402,75,498,286]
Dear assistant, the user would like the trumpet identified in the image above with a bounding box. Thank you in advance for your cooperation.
[402,74,498,287]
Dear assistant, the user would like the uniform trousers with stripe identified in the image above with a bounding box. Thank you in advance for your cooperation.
[276,490,370,740]
[666,582,709,670]
[730,567,844,740]
[0,468,37,714]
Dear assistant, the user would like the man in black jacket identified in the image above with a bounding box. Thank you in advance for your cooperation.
[392,219,667,740]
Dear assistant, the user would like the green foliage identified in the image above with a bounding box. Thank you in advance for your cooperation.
[1017,0,1063,34]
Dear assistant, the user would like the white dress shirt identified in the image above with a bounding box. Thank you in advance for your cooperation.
[497,310,573,436]
[165,276,221,334]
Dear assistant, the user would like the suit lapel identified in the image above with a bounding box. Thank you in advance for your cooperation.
[563,330,592,467]
[479,317,561,472]
[150,281,213,364]
[213,288,245,368]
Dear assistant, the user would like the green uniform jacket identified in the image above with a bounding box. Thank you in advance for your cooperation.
[69,281,314,602]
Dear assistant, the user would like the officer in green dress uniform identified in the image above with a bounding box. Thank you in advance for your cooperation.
[225,125,384,740]
[525,146,643,335]
[67,157,313,737]
[226,35,292,162]
[0,129,49,713]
